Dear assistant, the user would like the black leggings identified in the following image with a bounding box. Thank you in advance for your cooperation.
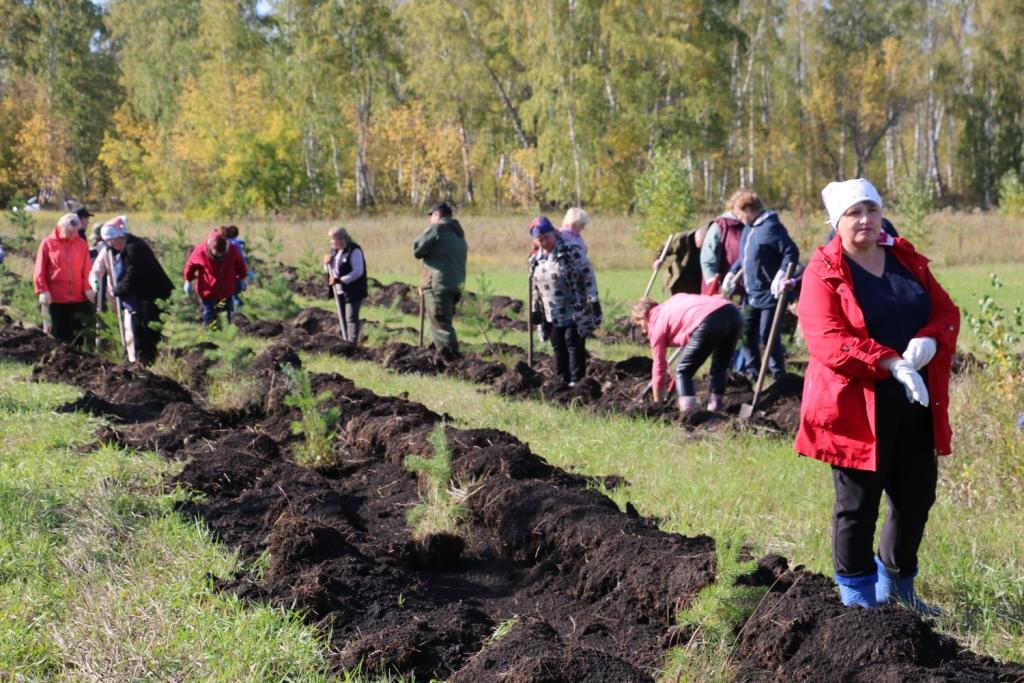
[49,301,94,348]
[550,324,586,383]
[674,305,742,396]
[831,384,937,579]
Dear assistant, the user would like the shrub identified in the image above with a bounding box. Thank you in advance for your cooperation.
[997,169,1024,217]
[633,148,695,249]
[247,271,301,321]
[404,424,469,539]
[896,170,933,247]
[282,365,341,467]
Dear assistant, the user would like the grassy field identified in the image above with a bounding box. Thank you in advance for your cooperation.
[0,361,332,681]
[1,207,1022,679]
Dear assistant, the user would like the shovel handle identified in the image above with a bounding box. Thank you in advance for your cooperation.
[418,288,425,347]
[644,235,674,299]
[749,262,796,412]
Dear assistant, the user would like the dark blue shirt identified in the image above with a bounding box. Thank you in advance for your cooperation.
[846,249,931,401]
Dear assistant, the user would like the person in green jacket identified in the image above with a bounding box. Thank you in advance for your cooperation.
[413,202,468,353]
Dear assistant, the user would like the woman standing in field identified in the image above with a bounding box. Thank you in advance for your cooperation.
[528,215,601,387]
[558,207,591,258]
[795,178,959,612]
[631,294,742,415]
[33,212,95,346]
[324,227,368,344]
[183,228,248,325]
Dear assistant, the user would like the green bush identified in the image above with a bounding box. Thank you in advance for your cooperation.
[633,148,695,249]
[896,170,933,247]
[997,169,1024,217]
[247,272,301,321]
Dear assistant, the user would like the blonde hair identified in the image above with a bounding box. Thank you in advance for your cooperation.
[630,297,657,332]
[728,189,764,214]
[329,227,352,243]
[562,207,590,229]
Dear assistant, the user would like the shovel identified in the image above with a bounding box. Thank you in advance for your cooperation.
[417,287,425,347]
[332,288,350,342]
[526,270,534,367]
[740,262,795,419]
[632,346,684,404]
[643,235,674,298]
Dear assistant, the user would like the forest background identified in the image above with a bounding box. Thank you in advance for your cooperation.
[0,0,1022,218]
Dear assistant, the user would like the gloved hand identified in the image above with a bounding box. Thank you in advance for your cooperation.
[652,258,663,271]
[722,271,738,296]
[84,289,96,304]
[536,323,550,343]
[888,359,930,407]
[530,304,545,327]
[770,269,797,298]
[183,280,193,296]
[902,337,937,371]
[590,301,602,320]
[38,292,51,306]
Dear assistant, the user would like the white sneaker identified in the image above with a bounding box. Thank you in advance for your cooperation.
[707,393,726,411]
[677,396,698,416]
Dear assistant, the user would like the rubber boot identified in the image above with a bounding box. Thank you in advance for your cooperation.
[707,393,726,411]
[677,395,698,417]
[835,573,879,608]
[875,557,941,616]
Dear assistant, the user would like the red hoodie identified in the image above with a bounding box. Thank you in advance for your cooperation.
[34,228,92,304]
[183,230,247,300]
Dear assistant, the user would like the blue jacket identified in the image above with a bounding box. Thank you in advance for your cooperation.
[729,210,800,309]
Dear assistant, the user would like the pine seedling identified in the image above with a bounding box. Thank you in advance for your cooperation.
[362,299,405,347]
[404,424,469,539]
[283,365,341,468]
[247,271,301,321]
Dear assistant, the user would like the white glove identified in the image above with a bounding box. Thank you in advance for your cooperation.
[184,280,193,296]
[84,290,96,304]
[889,359,930,407]
[902,336,937,371]
[38,292,51,306]
[722,272,738,296]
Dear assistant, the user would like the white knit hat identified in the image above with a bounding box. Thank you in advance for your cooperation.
[821,178,883,228]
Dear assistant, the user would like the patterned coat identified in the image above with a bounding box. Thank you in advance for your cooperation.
[529,236,601,335]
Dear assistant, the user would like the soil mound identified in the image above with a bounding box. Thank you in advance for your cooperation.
[733,555,1024,681]
[292,307,339,335]
[232,313,284,338]
[450,619,654,683]
[102,401,221,454]
[0,324,60,362]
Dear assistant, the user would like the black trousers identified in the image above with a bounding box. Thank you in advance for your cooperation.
[550,324,586,383]
[674,305,742,396]
[129,299,162,366]
[831,384,937,579]
[49,301,94,348]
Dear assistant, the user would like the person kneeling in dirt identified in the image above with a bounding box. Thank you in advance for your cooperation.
[632,294,742,416]
[33,213,95,346]
[183,229,248,325]
[796,178,959,613]
[100,221,174,365]
[413,202,467,354]
[324,227,368,343]
[529,216,601,387]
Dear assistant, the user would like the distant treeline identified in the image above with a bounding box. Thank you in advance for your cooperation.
[0,0,1022,216]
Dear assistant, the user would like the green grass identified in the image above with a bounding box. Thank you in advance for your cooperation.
[0,360,332,681]
[303,352,1024,670]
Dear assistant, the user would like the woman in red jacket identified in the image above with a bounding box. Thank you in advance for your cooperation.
[795,178,959,613]
[33,213,95,345]
[183,229,247,325]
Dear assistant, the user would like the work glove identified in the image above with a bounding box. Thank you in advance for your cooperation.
[536,323,550,343]
[84,289,96,304]
[902,336,937,371]
[770,269,798,298]
[722,272,738,296]
[589,301,602,320]
[183,280,193,296]
[889,359,930,407]
[38,292,51,306]
[652,258,663,271]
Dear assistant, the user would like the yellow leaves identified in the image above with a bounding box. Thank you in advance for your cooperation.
[371,104,462,206]
[15,106,71,199]
[98,107,162,207]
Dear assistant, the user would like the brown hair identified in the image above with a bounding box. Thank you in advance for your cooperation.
[207,234,228,257]
[630,297,657,333]
[222,224,240,239]
[728,189,764,214]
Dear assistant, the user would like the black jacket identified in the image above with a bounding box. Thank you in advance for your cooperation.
[327,243,368,301]
[113,235,174,302]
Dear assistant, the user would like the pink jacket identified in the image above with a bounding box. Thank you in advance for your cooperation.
[647,294,735,389]
[33,228,92,304]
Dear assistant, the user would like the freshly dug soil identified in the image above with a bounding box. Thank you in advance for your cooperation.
[733,555,1024,681]
[7,326,1019,681]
